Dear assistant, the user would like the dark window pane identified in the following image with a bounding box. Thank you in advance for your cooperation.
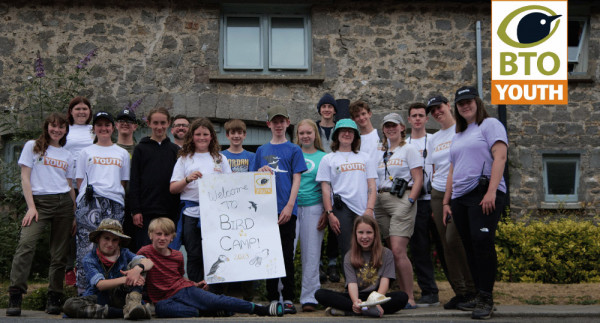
[546,161,576,195]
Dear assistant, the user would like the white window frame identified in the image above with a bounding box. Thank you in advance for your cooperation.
[220,6,311,75]
[568,16,589,75]
[542,155,580,202]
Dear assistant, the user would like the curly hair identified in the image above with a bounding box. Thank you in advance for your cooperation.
[67,96,92,125]
[349,216,384,269]
[178,118,222,163]
[34,113,70,156]
[293,119,324,152]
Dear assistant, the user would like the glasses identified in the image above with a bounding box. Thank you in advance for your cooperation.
[117,120,136,125]
[173,123,189,128]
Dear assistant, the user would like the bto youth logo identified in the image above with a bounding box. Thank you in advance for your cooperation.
[492,1,568,105]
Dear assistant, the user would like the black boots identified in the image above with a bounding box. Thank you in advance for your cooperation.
[471,291,495,320]
[46,291,63,314]
[6,288,23,316]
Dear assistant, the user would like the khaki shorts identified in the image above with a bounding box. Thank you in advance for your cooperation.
[374,189,417,239]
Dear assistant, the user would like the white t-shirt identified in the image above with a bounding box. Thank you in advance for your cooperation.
[64,124,94,179]
[376,143,422,190]
[316,151,377,216]
[76,144,130,205]
[170,152,232,218]
[426,125,456,192]
[18,140,74,195]
[407,134,433,201]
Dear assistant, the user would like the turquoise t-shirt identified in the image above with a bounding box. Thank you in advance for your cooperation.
[298,150,327,206]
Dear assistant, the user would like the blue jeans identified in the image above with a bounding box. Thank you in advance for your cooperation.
[155,286,253,318]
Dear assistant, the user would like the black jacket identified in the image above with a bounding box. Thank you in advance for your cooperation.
[129,136,180,219]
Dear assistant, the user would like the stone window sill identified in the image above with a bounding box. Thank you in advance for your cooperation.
[209,74,324,84]
[539,202,582,209]
[568,74,594,83]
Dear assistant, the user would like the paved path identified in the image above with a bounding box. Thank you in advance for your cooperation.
[5,305,600,321]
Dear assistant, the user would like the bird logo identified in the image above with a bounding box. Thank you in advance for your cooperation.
[497,5,562,48]
[206,255,229,283]
[248,201,258,212]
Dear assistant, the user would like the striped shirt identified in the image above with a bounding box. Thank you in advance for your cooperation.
[137,245,195,303]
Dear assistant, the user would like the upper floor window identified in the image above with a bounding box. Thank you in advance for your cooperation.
[542,154,580,202]
[568,16,589,75]
[220,6,311,75]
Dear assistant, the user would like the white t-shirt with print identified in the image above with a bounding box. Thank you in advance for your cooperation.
[64,124,94,179]
[316,151,377,216]
[76,144,130,205]
[407,134,433,200]
[426,124,455,192]
[170,152,232,218]
[376,143,422,190]
[18,140,74,195]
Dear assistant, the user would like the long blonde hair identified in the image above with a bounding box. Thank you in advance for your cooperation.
[294,119,324,151]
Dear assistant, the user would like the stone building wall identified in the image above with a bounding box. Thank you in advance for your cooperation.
[0,0,598,217]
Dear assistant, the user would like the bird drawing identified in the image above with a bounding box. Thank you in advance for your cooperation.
[248,201,258,212]
[249,249,270,267]
[517,12,561,44]
[206,255,229,282]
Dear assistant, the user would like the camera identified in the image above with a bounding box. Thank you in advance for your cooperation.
[85,184,94,201]
[477,175,490,194]
[389,177,408,198]
[333,193,344,209]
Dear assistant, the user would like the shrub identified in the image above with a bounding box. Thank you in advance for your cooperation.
[496,217,600,283]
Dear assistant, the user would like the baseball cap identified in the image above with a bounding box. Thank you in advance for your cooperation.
[426,95,449,114]
[92,111,115,125]
[267,106,289,122]
[454,86,479,104]
[116,108,136,122]
[381,113,405,127]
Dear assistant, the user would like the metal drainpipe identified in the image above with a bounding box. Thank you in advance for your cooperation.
[477,20,510,214]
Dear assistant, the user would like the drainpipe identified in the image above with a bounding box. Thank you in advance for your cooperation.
[477,20,510,215]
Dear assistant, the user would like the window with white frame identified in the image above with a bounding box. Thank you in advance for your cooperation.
[220,7,311,74]
[568,16,589,74]
[542,154,580,202]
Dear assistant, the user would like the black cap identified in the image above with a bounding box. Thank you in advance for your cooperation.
[92,111,115,125]
[426,95,448,114]
[116,108,136,122]
[454,86,479,104]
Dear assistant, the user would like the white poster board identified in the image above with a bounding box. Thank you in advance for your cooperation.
[198,172,285,283]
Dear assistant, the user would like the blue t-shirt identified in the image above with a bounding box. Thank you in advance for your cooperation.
[222,149,255,173]
[252,141,307,215]
[298,150,327,206]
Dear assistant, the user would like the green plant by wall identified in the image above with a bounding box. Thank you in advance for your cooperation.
[496,217,600,283]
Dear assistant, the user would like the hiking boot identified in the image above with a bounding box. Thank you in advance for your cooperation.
[457,293,478,311]
[444,295,463,310]
[472,291,495,320]
[7,289,23,316]
[361,306,382,317]
[46,291,63,314]
[416,293,440,307]
[327,265,340,283]
[123,291,147,320]
[143,303,152,319]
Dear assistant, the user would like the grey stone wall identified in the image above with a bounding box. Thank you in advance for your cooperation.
[0,0,598,217]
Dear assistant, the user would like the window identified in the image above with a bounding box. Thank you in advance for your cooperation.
[568,16,589,75]
[542,154,580,202]
[220,6,311,75]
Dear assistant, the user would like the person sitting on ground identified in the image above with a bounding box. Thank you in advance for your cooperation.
[137,217,284,318]
[63,219,154,320]
[315,216,408,317]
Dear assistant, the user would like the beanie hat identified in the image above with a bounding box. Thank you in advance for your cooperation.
[317,93,338,114]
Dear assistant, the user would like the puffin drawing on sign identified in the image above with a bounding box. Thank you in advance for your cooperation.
[206,255,229,283]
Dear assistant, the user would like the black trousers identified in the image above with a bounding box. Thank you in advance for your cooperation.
[315,288,408,314]
[266,215,297,301]
[451,189,506,294]
[183,215,204,283]
[409,199,447,295]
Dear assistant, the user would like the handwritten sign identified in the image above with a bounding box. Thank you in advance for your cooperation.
[198,172,285,283]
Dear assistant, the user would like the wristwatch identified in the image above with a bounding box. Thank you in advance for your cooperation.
[136,263,145,271]
[408,198,415,205]
[326,210,334,215]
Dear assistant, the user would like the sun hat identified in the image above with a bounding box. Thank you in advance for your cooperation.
[332,118,360,138]
[89,218,131,246]
[381,112,405,127]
